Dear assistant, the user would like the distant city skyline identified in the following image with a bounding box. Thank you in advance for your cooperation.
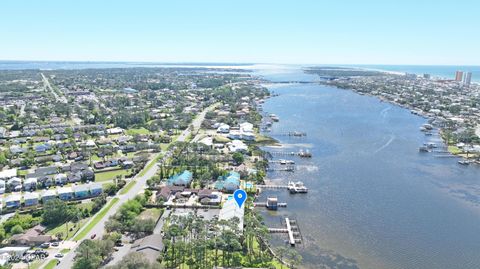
[1,0,479,65]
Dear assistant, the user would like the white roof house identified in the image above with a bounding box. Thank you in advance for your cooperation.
[58,186,73,195]
[107,127,124,134]
[0,169,17,180]
[5,194,21,203]
[218,198,244,232]
[217,124,230,134]
[42,189,57,198]
[228,140,248,153]
[24,192,39,200]
[239,122,254,133]
[7,177,22,187]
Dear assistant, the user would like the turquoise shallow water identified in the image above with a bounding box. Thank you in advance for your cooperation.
[256,67,480,269]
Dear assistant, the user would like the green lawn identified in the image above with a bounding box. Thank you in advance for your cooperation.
[95,169,130,182]
[126,128,151,136]
[119,180,136,195]
[43,259,58,269]
[138,208,162,221]
[46,218,89,240]
[448,145,462,154]
[60,248,71,254]
[73,198,119,241]
[137,153,162,177]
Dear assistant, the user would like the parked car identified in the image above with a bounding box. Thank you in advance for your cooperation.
[40,243,50,248]
[54,253,64,258]
[51,242,59,247]
[90,234,96,239]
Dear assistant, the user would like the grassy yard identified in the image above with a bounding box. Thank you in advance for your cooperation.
[448,145,462,154]
[126,127,151,135]
[46,218,89,240]
[119,180,136,195]
[73,198,119,241]
[137,153,162,177]
[95,169,130,182]
[60,248,71,254]
[138,208,162,221]
[43,259,58,269]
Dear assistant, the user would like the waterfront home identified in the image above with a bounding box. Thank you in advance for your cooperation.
[167,170,193,187]
[73,185,89,199]
[57,187,74,200]
[89,183,103,196]
[227,140,248,153]
[239,122,254,133]
[41,189,57,203]
[24,192,39,207]
[215,171,240,193]
[23,178,37,191]
[219,198,244,232]
[5,194,21,209]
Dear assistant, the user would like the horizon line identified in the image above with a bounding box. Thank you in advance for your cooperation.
[1,59,480,67]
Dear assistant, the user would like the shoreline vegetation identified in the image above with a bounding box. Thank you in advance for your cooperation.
[306,66,480,163]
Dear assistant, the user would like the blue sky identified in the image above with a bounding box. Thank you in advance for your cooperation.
[1,0,479,65]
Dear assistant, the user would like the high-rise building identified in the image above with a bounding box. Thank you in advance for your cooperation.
[455,70,464,81]
[463,72,472,86]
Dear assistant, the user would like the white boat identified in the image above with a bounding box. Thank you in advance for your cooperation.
[288,181,308,193]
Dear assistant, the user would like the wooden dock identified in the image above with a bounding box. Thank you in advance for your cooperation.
[254,202,287,207]
[269,132,307,137]
[256,184,289,189]
[267,218,302,246]
[266,166,295,172]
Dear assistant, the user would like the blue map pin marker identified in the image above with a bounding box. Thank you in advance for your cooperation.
[233,189,247,208]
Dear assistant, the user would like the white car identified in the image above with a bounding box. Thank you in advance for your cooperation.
[54,253,64,258]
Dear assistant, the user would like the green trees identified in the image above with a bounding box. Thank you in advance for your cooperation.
[42,199,80,226]
[232,152,244,165]
[3,213,40,234]
[105,196,153,238]
[10,225,24,235]
[73,239,115,269]
[106,252,161,269]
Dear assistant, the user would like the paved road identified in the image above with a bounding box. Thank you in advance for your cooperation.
[54,104,217,269]
[41,73,67,104]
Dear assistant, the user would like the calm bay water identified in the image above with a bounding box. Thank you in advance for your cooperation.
[256,67,480,269]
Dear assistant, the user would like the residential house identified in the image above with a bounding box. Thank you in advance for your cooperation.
[54,173,68,185]
[7,177,22,190]
[130,234,163,264]
[57,187,74,200]
[215,172,240,193]
[23,178,37,191]
[0,168,17,180]
[5,194,21,209]
[73,185,89,199]
[24,192,39,207]
[0,180,5,194]
[167,170,193,187]
[9,225,52,246]
[41,189,57,203]
[89,183,103,196]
